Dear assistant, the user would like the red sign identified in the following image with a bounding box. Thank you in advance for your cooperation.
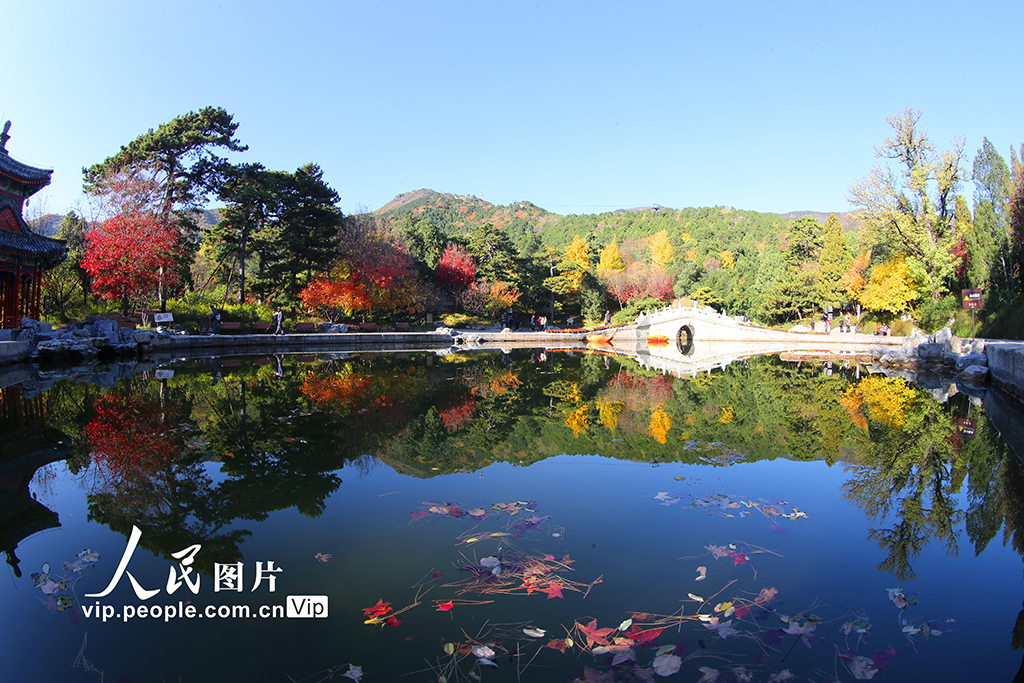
[962,289,983,310]
[955,418,976,439]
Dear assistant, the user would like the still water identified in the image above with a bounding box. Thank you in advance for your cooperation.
[1,349,1022,682]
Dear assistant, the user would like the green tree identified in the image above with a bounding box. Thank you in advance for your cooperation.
[848,108,965,301]
[210,163,286,304]
[816,214,852,307]
[401,215,447,275]
[261,163,342,300]
[467,223,521,287]
[784,216,823,268]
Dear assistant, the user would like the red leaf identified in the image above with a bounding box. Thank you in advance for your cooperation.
[362,599,391,618]
[627,625,666,644]
[436,600,454,612]
[540,582,564,599]
[386,615,402,627]
[578,619,615,648]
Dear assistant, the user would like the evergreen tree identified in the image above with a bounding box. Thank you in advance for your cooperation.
[784,216,823,268]
[211,163,287,303]
[401,215,447,275]
[467,223,520,287]
[261,164,342,299]
[816,214,851,307]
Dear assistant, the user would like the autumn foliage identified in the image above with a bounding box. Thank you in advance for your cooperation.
[84,392,185,482]
[435,244,476,292]
[81,211,179,313]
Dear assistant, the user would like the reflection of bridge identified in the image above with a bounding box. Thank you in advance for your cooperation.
[603,303,903,377]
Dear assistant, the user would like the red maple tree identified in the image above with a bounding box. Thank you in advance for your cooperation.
[81,211,179,315]
[435,244,476,292]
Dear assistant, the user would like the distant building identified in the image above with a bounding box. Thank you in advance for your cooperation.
[0,121,66,328]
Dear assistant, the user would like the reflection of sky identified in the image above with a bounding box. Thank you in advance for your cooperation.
[4,452,1020,682]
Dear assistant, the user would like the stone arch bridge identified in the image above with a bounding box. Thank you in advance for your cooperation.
[604,303,901,377]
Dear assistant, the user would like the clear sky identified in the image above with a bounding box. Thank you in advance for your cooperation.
[5,0,1021,219]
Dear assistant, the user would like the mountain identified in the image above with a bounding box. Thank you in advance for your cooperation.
[372,189,862,252]
[27,213,62,236]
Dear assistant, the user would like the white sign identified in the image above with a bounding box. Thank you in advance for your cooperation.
[154,369,175,379]
[154,313,174,323]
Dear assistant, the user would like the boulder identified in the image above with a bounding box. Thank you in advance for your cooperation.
[934,326,953,344]
[916,343,945,363]
[957,365,988,385]
[955,353,987,371]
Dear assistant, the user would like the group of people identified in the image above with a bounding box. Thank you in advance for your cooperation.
[818,312,857,334]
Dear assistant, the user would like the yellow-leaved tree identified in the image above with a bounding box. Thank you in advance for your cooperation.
[598,240,626,273]
[649,230,673,268]
[860,255,920,315]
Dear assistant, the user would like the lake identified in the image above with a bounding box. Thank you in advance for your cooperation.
[1,349,1021,682]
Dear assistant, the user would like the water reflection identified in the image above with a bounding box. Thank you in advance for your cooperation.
[4,349,1024,680]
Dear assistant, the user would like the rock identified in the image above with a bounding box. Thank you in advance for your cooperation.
[934,326,953,344]
[903,334,928,349]
[957,365,988,385]
[941,352,958,366]
[955,353,987,371]
[133,330,154,344]
[15,328,36,344]
[916,343,945,363]
[872,347,886,360]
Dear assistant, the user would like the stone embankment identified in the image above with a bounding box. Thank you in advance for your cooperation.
[865,326,991,388]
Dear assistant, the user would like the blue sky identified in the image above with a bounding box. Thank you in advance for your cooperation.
[5,0,1021,219]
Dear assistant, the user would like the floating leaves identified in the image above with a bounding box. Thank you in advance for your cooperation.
[340,664,363,682]
[652,653,681,676]
[31,550,100,613]
[314,553,332,562]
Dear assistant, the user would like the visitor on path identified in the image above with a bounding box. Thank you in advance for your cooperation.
[209,306,221,335]
[530,314,536,330]
[603,309,611,325]
[273,307,284,335]
[844,314,852,334]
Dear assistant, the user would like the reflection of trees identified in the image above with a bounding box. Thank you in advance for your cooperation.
[85,382,251,573]
[841,380,1006,580]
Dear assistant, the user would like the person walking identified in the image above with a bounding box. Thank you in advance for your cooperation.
[603,309,611,325]
[272,307,285,335]
[210,306,221,335]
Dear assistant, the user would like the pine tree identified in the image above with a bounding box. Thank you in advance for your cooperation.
[816,214,852,307]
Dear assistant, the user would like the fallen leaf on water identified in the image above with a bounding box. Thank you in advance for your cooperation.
[315,553,332,562]
[523,628,546,638]
[341,664,362,682]
[386,615,402,627]
[472,645,495,659]
[578,619,615,648]
[545,638,570,653]
[652,653,681,676]
[618,618,633,631]
[361,599,390,618]
[695,566,707,581]
[436,600,454,612]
